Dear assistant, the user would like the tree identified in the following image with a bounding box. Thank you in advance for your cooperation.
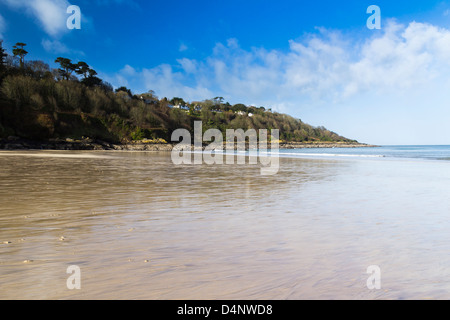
[200,99,215,110]
[146,90,158,100]
[170,97,186,106]
[232,103,247,112]
[115,86,132,96]
[75,61,90,79]
[26,60,51,79]
[12,42,28,68]
[55,57,77,80]
[213,97,224,105]
[81,75,102,87]
[99,80,113,92]
[139,90,158,103]
[0,41,7,72]
[87,68,97,78]
[75,61,98,79]
[74,61,102,87]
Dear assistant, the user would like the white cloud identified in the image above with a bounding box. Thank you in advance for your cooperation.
[0,14,6,39]
[109,20,450,103]
[179,43,188,52]
[121,64,137,76]
[105,20,450,143]
[103,63,213,99]
[345,21,450,96]
[41,38,84,56]
[41,38,69,53]
[0,0,71,37]
[177,58,197,74]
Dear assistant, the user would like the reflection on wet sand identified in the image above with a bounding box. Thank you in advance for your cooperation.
[1,151,450,299]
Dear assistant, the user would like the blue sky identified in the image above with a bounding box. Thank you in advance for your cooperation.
[1,0,450,145]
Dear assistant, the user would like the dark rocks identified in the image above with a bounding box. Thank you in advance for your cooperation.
[279,142,379,149]
[0,137,377,151]
[112,143,173,151]
[0,137,174,151]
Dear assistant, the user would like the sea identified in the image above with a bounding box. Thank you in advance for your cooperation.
[279,145,450,161]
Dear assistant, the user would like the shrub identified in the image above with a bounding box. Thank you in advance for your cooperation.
[1,75,39,107]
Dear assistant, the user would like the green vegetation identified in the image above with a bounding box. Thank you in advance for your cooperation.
[0,41,356,144]
[12,43,28,69]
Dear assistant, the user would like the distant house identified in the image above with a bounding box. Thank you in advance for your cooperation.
[139,96,156,104]
[174,104,189,111]
[248,113,254,117]
[139,94,158,104]
[236,111,245,116]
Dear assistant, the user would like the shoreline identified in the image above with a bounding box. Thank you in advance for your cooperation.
[0,137,378,151]
[278,141,378,149]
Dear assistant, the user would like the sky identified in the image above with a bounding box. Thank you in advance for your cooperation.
[1,0,450,145]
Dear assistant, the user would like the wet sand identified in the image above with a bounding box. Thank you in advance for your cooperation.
[1,151,450,299]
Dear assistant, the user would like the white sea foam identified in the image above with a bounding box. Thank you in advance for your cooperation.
[276,152,385,158]
[189,150,385,158]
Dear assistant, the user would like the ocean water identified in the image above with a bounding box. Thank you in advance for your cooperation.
[279,145,450,161]
[0,147,450,299]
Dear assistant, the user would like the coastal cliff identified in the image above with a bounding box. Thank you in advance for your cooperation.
[0,42,370,148]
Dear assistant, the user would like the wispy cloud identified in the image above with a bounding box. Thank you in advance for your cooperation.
[103,63,213,99]
[41,38,84,56]
[0,13,6,39]
[179,43,188,52]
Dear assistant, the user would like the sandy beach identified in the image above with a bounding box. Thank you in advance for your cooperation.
[1,150,450,299]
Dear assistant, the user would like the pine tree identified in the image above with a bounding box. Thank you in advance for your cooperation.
[12,42,28,68]
[55,57,76,80]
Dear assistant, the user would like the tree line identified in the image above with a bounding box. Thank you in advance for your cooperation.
[0,41,356,144]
